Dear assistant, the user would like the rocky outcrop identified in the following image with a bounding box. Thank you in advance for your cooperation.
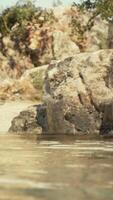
[9,103,49,134]
[43,50,113,137]
[9,50,113,137]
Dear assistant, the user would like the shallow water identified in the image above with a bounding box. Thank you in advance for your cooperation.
[0,134,113,200]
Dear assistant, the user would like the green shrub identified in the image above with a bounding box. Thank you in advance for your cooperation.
[0,0,40,35]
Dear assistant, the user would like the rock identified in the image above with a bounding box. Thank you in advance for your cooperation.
[19,65,48,100]
[85,16,109,52]
[53,31,80,60]
[53,6,72,32]
[36,104,48,133]
[108,22,113,48]
[0,65,48,101]
[2,36,14,49]
[28,26,53,65]
[100,100,113,136]
[9,105,42,134]
[43,50,113,137]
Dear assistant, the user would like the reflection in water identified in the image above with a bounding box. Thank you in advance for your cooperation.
[0,134,113,200]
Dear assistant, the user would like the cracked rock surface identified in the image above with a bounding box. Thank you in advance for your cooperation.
[43,50,113,136]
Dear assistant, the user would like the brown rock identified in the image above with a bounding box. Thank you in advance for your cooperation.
[53,31,80,60]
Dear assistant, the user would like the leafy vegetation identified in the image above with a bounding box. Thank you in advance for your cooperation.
[0,0,57,63]
[0,0,55,39]
[0,0,38,35]
[72,0,96,10]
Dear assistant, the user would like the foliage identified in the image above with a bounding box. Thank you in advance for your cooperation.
[75,0,113,21]
[0,0,56,55]
[70,0,113,49]
[95,0,113,21]
[70,2,96,49]
[0,0,39,35]
[72,0,96,10]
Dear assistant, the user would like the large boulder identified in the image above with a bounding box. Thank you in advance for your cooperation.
[43,50,113,137]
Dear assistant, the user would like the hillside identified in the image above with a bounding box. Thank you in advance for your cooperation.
[0,1,112,101]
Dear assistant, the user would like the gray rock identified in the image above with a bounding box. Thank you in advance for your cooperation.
[9,105,42,134]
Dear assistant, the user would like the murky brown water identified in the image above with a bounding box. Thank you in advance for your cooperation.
[0,134,113,200]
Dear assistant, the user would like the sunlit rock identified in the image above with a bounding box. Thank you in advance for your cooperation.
[43,50,113,136]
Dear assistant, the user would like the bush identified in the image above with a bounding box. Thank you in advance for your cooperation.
[95,0,113,21]
[0,0,57,36]
[0,0,40,35]
[72,0,96,10]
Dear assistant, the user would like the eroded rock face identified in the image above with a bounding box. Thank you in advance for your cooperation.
[43,50,113,136]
